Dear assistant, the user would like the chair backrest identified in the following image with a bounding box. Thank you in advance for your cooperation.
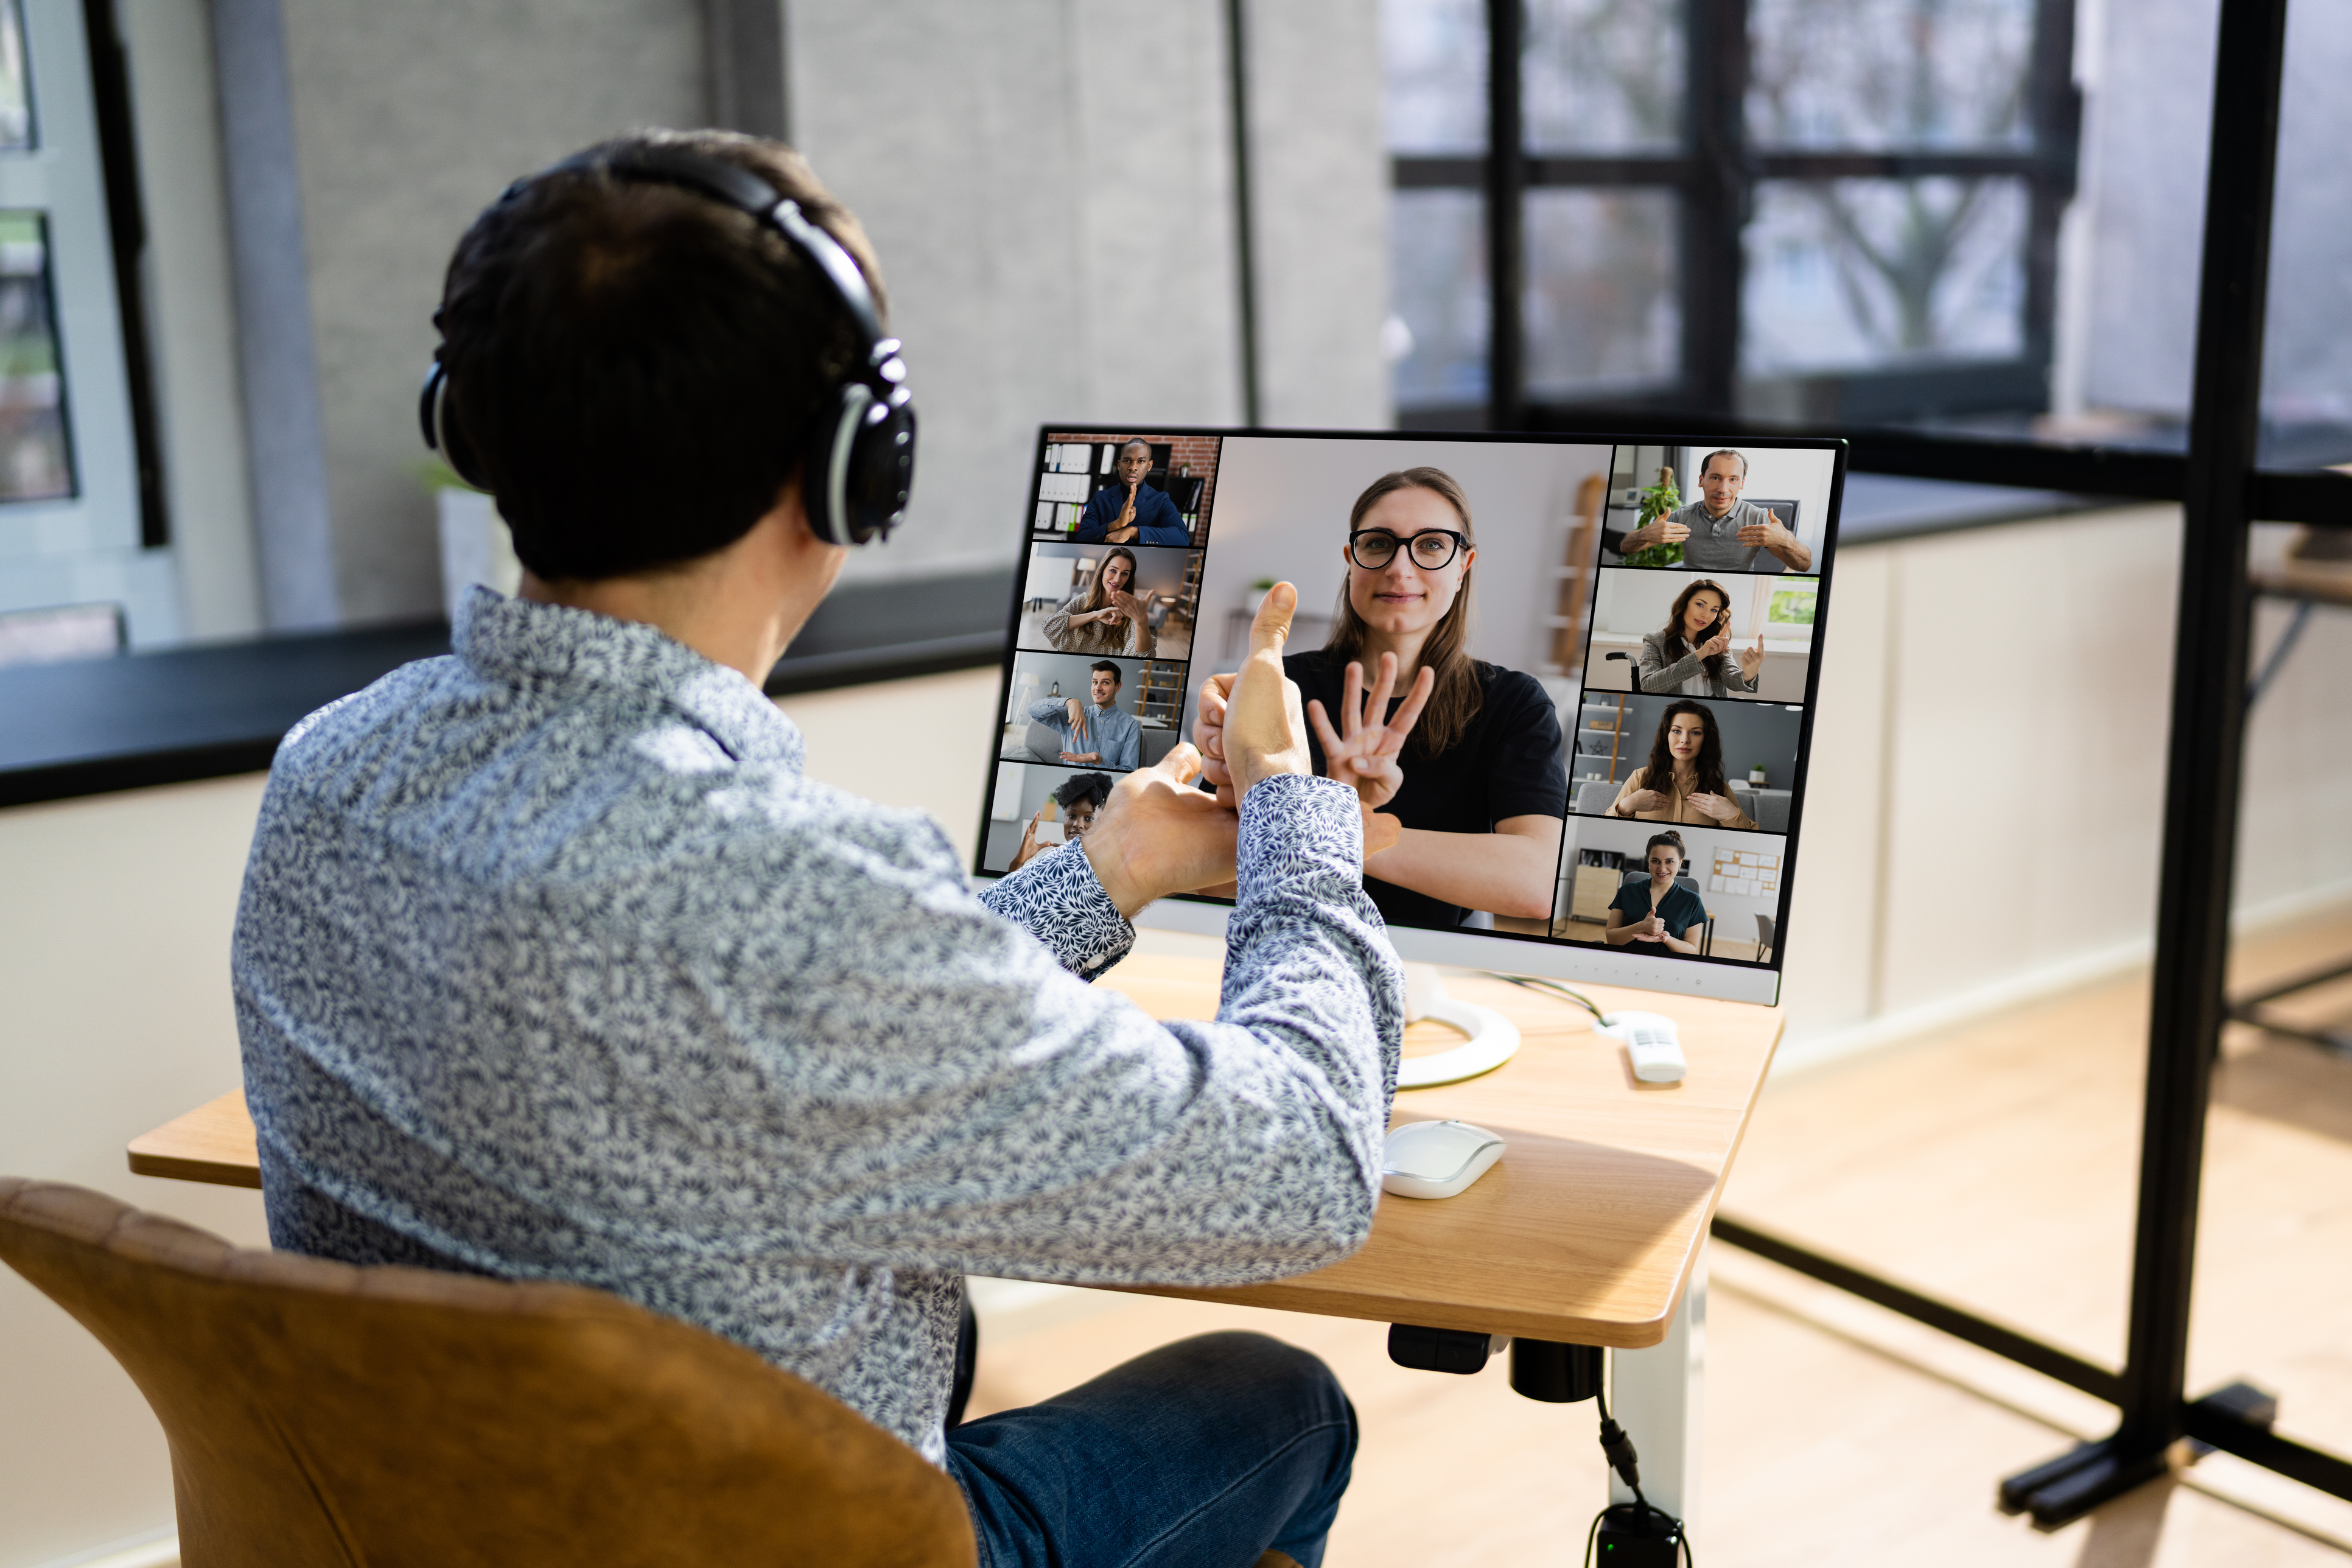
[1756,912,1776,960]
[0,1178,974,1568]
[1575,780,1619,814]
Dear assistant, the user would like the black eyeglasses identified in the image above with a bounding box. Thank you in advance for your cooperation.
[1347,528,1469,571]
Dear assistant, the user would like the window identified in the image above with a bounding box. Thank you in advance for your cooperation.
[1384,0,2078,427]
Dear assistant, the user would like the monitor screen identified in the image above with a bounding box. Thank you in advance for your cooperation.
[974,429,1844,1006]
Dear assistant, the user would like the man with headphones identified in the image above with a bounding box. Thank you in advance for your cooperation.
[231,131,1402,1568]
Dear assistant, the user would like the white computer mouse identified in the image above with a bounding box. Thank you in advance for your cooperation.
[1381,1119,1506,1200]
[1596,1010,1687,1083]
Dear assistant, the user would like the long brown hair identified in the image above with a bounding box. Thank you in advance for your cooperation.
[1080,547,1141,615]
[1661,578,1732,682]
[1326,467,1482,756]
[1643,699,1729,799]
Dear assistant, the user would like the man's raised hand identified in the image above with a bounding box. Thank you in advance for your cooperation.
[1221,583,1314,800]
[1079,743,1240,918]
[1306,652,1432,810]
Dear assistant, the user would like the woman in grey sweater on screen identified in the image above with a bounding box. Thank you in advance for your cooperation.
[1639,577,1762,698]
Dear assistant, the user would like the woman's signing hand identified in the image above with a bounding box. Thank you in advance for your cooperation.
[1306,652,1432,810]
[1619,788,1667,813]
[1738,636,1764,681]
[1689,791,1741,822]
[1698,630,1731,660]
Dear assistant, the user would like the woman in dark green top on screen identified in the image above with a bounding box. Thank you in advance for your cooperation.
[1605,830,1709,956]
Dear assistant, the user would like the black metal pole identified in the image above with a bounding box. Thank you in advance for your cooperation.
[1999,0,2291,1527]
[1224,0,1262,427]
[1485,0,1524,430]
[2121,0,2287,1444]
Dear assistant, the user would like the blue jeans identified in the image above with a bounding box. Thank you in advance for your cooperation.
[945,1331,1357,1568]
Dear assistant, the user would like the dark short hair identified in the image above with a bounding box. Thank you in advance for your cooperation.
[1699,449,1748,478]
[1089,660,1121,684]
[1119,438,1153,459]
[436,129,886,581]
[1053,772,1113,811]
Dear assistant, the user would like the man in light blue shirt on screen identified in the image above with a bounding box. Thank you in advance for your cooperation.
[1029,659,1142,770]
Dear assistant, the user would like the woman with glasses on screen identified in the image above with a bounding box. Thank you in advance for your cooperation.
[1608,698,1757,829]
[1200,467,1566,929]
[1639,578,1763,698]
[1041,546,1157,657]
[1603,830,1709,956]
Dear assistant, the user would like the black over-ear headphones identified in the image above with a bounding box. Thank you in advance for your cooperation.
[419,144,915,547]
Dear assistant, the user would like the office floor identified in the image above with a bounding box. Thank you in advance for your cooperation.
[968,908,2352,1564]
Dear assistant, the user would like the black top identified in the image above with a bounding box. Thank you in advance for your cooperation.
[1286,648,1567,931]
[1608,878,1709,958]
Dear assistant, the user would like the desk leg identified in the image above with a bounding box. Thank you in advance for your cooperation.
[1608,1244,1704,1529]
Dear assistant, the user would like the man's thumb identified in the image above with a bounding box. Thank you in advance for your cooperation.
[1250,582,1298,657]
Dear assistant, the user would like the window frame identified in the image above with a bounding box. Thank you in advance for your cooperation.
[1390,0,2081,429]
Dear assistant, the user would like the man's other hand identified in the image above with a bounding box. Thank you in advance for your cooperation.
[1222,583,1314,799]
[1081,744,1239,917]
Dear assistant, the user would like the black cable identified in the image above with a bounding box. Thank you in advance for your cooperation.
[1492,971,1609,1024]
[1587,1384,1695,1566]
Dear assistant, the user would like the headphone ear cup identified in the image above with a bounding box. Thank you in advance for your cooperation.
[802,384,866,547]
[419,357,490,491]
[845,397,916,545]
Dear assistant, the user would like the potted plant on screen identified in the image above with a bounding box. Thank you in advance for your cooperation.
[1748,764,1768,786]
[1620,465,1684,569]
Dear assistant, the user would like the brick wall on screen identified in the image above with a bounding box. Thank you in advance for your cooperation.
[1152,435,1220,544]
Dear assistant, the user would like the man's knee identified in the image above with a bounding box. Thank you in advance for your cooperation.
[1171,1331,1351,1427]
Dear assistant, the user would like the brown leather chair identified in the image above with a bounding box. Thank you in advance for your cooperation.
[0,1177,976,1567]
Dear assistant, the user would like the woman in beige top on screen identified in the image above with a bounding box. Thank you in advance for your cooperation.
[1608,698,1758,829]
[1043,546,1156,656]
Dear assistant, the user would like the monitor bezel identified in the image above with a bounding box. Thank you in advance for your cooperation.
[975,425,1850,1009]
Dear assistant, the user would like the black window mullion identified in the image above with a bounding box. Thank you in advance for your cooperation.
[1485,0,1525,430]
[1683,0,1748,415]
[2020,0,2083,380]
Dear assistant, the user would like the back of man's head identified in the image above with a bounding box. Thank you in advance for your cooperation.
[435,130,886,582]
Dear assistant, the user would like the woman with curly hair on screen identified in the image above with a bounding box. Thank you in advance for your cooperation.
[1608,699,1757,829]
[1006,771,1113,872]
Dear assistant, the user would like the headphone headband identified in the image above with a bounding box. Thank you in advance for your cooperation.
[421,142,915,550]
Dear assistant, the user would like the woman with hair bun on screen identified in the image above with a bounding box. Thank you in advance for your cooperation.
[1192,466,1568,930]
[1609,699,1758,829]
[1604,830,1709,956]
[1639,578,1763,698]
[1042,547,1156,657]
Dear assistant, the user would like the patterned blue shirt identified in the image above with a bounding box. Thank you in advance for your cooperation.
[1026,696,1143,771]
[231,589,1402,1463]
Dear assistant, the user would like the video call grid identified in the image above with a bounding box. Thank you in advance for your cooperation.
[987,433,1834,969]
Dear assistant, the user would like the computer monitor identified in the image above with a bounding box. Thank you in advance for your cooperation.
[975,429,1844,1007]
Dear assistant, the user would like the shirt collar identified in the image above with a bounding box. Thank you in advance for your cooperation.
[452,586,803,770]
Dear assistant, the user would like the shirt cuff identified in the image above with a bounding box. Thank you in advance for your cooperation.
[1235,773,1365,900]
[981,842,1135,981]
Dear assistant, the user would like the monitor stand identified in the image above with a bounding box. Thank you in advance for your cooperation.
[1398,964,1522,1088]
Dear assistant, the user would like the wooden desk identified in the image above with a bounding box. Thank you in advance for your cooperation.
[127,955,1782,1523]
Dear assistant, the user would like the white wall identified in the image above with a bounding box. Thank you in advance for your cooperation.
[1775,509,2352,1059]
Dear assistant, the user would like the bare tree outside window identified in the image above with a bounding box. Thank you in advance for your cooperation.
[1745,0,2035,372]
